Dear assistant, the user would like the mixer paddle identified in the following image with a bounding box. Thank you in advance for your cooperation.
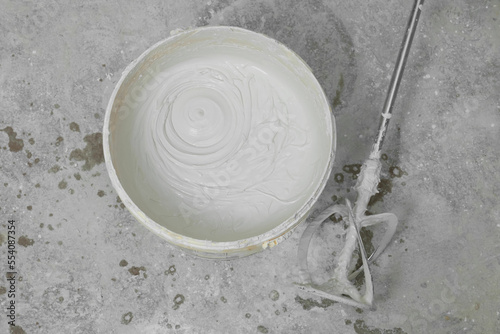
[296,0,424,308]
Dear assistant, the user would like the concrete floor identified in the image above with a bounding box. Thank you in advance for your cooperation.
[1,0,499,333]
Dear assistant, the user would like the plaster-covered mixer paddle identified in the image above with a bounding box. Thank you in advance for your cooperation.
[296,0,424,308]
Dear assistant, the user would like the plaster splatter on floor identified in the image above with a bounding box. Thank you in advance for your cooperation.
[54,136,64,146]
[294,295,336,310]
[353,319,406,334]
[269,290,279,301]
[257,325,269,333]
[173,294,185,310]
[343,164,362,180]
[334,173,344,183]
[18,235,34,247]
[58,179,67,189]
[389,166,406,178]
[121,312,133,325]
[48,165,61,173]
[128,266,146,276]
[69,132,104,171]
[368,179,392,206]
[165,265,176,275]
[1,126,24,152]
[9,325,26,334]
[69,122,80,132]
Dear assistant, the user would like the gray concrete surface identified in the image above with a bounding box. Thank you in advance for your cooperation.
[1,0,499,333]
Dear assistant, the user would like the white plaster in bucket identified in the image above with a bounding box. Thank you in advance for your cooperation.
[104,26,335,258]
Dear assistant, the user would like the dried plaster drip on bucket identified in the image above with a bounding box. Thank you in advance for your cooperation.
[105,27,335,254]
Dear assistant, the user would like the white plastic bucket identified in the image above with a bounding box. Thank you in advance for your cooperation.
[103,26,335,258]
